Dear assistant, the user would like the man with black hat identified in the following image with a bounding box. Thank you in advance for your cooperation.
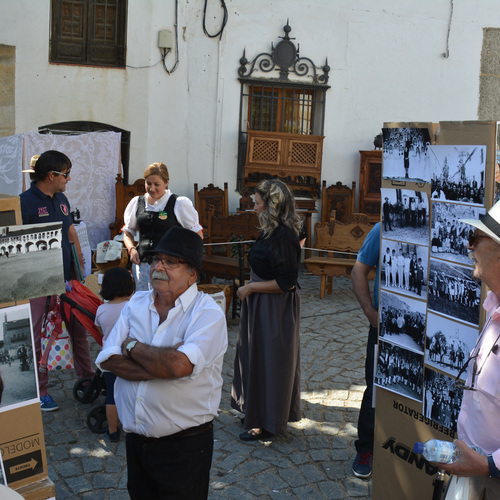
[96,226,227,500]
[436,200,500,497]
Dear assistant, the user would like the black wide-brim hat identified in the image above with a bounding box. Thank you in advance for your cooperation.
[144,226,205,280]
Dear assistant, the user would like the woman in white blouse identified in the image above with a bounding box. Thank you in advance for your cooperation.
[122,162,203,290]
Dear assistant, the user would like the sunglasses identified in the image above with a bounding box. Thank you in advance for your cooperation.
[468,229,490,247]
[50,170,71,179]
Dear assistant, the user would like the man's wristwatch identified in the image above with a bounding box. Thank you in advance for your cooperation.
[488,455,500,477]
[125,340,138,360]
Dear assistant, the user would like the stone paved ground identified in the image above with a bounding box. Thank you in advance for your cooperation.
[42,268,373,499]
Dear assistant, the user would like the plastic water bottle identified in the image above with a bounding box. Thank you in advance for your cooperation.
[414,439,485,463]
[413,439,460,463]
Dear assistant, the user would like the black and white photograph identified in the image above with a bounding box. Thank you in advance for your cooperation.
[431,202,485,266]
[423,368,463,434]
[0,304,38,412]
[380,239,429,299]
[0,222,65,304]
[379,291,427,353]
[429,145,486,205]
[381,188,429,246]
[375,340,424,402]
[425,312,478,380]
[382,127,432,182]
[428,258,481,326]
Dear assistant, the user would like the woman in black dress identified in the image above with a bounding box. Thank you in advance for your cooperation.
[231,179,304,441]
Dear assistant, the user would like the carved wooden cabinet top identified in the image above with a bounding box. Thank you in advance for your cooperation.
[244,130,324,198]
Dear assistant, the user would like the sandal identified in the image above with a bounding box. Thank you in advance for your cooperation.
[239,428,274,441]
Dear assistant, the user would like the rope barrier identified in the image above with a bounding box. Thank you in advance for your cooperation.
[301,246,359,257]
[202,240,358,258]
[203,240,256,247]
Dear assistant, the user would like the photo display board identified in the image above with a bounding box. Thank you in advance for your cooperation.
[0,194,55,497]
[372,121,497,500]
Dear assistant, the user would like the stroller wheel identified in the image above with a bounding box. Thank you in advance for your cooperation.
[86,404,108,434]
[73,377,101,403]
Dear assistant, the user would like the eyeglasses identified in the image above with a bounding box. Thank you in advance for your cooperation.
[50,170,71,179]
[468,229,490,247]
[454,352,480,391]
[149,256,188,269]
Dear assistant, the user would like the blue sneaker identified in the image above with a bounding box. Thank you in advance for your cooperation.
[352,451,373,479]
[40,395,59,412]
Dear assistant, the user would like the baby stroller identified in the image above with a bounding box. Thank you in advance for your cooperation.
[60,281,108,434]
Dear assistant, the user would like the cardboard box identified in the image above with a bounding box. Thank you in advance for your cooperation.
[14,476,55,500]
[0,194,22,227]
[0,404,49,491]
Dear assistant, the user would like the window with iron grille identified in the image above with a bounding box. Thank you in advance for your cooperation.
[237,80,327,191]
[247,85,322,135]
[50,0,127,68]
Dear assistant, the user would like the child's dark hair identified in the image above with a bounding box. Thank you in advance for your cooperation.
[100,267,135,301]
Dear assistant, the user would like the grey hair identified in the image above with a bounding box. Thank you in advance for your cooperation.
[255,179,303,238]
[186,264,200,284]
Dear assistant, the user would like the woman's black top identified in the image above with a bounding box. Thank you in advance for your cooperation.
[136,194,179,260]
[248,225,301,292]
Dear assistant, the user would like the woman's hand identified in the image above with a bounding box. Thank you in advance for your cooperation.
[129,247,141,265]
[237,283,254,301]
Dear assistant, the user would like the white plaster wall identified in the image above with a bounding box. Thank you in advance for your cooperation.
[1,0,499,210]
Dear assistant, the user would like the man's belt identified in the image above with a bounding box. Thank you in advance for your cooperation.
[132,421,213,442]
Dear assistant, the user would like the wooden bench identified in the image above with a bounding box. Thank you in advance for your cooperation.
[304,214,376,298]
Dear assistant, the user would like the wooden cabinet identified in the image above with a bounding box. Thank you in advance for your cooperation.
[359,150,382,223]
[245,130,324,198]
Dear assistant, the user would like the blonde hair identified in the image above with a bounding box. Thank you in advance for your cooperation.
[255,179,303,238]
[143,162,169,183]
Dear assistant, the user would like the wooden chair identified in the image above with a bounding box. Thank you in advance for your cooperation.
[321,180,356,223]
[202,209,260,317]
[304,214,375,298]
[238,188,254,212]
[109,173,146,238]
[205,209,260,258]
[194,182,229,232]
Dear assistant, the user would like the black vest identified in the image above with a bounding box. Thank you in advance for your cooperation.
[136,194,179,260]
